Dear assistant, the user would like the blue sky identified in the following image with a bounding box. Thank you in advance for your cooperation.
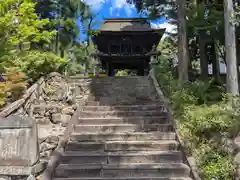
[78,0,170,40]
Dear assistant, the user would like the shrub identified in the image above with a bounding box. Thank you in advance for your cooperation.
[116,70,129,76]
[0,71,27,108]
[0,82,8,107]
[154,62,236,180]
[18,51,66,82]
[200,148,234,180]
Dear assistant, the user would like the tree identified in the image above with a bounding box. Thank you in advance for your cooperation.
[177,0,189,85]
[34,0,93,57]
[0,0,65,80]
[224,0,239,95]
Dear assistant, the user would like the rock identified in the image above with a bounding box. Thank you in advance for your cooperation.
[45,135,59,145]
[49,107,58,114]
[27,175,35,180]
[51,113,71,124]
[40,151,51,160]
[34,105,46,115]
[61,107,74,115]
[72,104,77,110]
[44,111,50,117]
[235,136,240,151]
[40,142,57,153]
[51,113,61,124]
[31,161,48,175]
[56,88,66,101]
[37,125,52,140]
[35,117,50,125]
[0,176,11,180]
[61,115,71,125]
[235,152,240,165]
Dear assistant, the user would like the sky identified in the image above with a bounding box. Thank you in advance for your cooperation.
[78,0,227,73]
[78,0,177,40]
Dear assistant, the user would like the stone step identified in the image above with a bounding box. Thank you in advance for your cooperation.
[66,141,178,152]
[77,117,170,125]
[74,124,174,133]
[79,105,165,111]
[85,101,162,106]
[79,111,167,118]
[73,124,173,133]
[69,79,150,83]
[54,178,193,180]
[70,132,176,142]
[54,163,190,178]
[61,151,183,164]
[69,82,151,86]
[69,77,150,83]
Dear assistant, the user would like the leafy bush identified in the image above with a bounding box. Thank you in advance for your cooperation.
[154,59,237,180]
[116,70,129,76]
[0,71,27,108]
[200,148,234,180]
[0,82,8,107]
[19,51,66,81]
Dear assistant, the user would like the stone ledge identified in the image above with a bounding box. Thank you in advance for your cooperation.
[0,166,32,176]
[149,68,201,180]
[0,162,45,178]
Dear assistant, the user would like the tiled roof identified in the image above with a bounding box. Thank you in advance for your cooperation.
[99,18,159,32]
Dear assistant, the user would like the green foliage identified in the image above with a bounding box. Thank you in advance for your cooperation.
[18,51,66,81]
[200,148,234,180]
[154,53,237,180]
[0,0,61,74]
[158,37,177,59]
[187,2,224,39]
[0,0,70,107]
[0,70,27,108]
[0,0,56,49]
[115,70,129,76]
[64,43,96,75]
[0,0,96,109]
[234,6,240,26]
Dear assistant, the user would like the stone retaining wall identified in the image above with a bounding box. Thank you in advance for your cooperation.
[0,72,74,118]
[0,72,89,179]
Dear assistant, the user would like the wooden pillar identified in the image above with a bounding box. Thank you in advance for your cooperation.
[139,68,145,76]
[137,64,144,76]
[107,62,114,76]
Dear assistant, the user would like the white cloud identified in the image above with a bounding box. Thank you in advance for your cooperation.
[81,0,135,16]
[111,0,135,16]
[81,0,106,11]
[151,22,177,40]
[113,0,129,8]
[152,22,177,33]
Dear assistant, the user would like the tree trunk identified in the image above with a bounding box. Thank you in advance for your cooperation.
[236,37,240,72]
[211,40,221,82]
[199,33,209,79]
[224,0,239,95]
[177,0,189,86]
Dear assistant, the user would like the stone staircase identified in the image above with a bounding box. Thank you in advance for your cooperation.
[52,77,193,180]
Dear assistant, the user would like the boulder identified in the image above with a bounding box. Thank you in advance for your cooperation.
[51,113,71,124]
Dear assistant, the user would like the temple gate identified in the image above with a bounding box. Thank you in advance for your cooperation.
[91,18,165,76]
